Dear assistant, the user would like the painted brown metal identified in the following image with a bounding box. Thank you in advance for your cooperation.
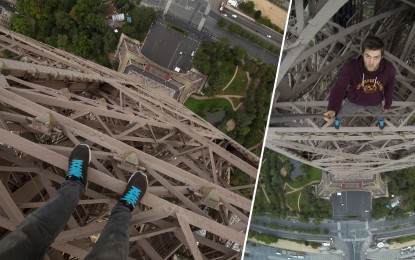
[0,27,258,259]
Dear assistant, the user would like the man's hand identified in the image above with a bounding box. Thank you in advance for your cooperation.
[323,110,336,122]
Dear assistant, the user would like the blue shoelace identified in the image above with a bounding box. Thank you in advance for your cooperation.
[68,159,83,180]
[122,186,141,207]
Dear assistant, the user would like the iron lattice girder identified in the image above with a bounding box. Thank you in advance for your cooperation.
[0,28,258,258]
[0,28,258,166]
[268,101,415,178]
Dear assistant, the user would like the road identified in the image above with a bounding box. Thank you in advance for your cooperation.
[163,10,280,66]
[202,18,279,65]
[250,223,330,241]
[0,0,15,12]
[252,214,415,260]
[218,8,283,45]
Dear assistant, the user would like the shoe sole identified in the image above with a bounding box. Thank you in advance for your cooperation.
[76,143,91,164]
[128,171,148,185]
[70,143,91,186]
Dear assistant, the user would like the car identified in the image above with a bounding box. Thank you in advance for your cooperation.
[231,14,237,18]
[276,252,281,255]
[223,13,227,17]
[266,35,272,38]
[191,51,195,57]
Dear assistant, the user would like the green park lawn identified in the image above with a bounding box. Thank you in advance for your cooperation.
[286,190,301,212]
[229,97,242,108]
[219,61,237,89]
[279,154,289,163]
[245,129,263,148]
[184,97,232,116]
[222,67,248,95]
[288,166,322,189]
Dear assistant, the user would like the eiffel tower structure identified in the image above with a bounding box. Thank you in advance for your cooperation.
[267,0,415,198]
[0,26,259,259]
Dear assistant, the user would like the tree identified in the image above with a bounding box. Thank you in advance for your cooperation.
[217,18,226,28]
[55,11,75,31]
[239,1,255,14]
[71,31,93,58]
[57,34,68,50]
[254,10,262,19]
[103,31,117,53]
[114,0,128,9]
[232,46,247,63]
[11,16,34,37]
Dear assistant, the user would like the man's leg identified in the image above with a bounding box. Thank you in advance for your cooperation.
[85,171,148,260]
[334,99,364,129]
[367,103,385,129]
[336,99,365,121]
[366,104,384,121]
[0,144,90,259]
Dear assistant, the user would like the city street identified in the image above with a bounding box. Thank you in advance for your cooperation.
[251,211,415,259]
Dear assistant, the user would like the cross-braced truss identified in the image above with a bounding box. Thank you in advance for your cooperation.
[0,27,258,259]
[268,0,415,183]
[268,101,415,179]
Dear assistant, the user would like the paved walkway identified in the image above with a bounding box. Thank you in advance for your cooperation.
[284,180,320,194]
[249,238,321,254]
[222,65,239,91]
[261,184,271,204]
[191,94,243,111]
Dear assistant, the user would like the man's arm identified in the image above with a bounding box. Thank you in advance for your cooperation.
[325,63,352,118]
[383,65,396,111]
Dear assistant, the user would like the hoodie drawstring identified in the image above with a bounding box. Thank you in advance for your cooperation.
[361,73,377,89]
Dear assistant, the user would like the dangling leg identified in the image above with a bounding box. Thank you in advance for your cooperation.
[0,144,90,259]
[85,171,148,260]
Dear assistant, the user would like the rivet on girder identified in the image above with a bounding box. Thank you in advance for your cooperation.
[59,88,71,99]
[27,67,39,77]
[1,62,10,75]
[117,151,146,172]
[96,98,107,109]
[30,112,57,135]
[200,187,220,209]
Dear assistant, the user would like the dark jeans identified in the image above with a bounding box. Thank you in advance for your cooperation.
[0,180,132,260]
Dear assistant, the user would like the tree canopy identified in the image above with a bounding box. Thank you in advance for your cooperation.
[12,0,154,68]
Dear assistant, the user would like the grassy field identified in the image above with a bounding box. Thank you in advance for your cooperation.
[279,154,289,163]
[222,67,248,95]
[286,190,301,211]
[219,61,237,89]
[245,129,263,148]
[229,97,242,108]
[184,97,232,116]
[289,166,322,189]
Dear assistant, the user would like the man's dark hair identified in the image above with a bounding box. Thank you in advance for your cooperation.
[362,35,385,56]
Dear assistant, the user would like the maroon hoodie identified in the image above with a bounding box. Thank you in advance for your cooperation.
[327,56,396,114]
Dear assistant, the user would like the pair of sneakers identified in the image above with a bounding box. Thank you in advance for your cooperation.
[334,118,385,130]
[66,144,148,211]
